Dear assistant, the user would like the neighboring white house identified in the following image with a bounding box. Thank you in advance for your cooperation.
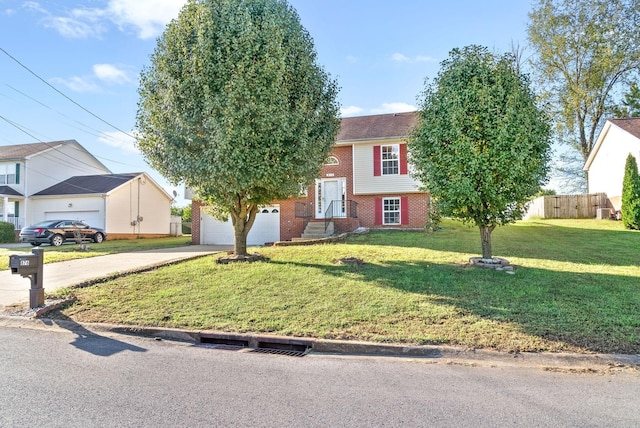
[584,118,640,211]
[31,172,173,239]
[0,140,173,238]
[0,140,109,229]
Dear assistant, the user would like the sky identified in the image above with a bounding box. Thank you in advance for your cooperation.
[0,0,535,206]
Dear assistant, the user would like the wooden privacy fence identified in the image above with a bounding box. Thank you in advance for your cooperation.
[524,193,608,219]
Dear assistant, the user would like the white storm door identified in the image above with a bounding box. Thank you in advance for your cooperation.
[316,178,345,219]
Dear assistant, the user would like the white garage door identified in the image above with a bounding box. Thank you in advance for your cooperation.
[45,210,102,228]
[201,205,280,246]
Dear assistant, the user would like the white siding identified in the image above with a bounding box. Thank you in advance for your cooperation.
[106,175,171,234]
[352,141,421,195]
[26,142,110,196]
[588,125,640,199]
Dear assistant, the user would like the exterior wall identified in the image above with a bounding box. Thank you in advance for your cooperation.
[351,140,421,195]
[28,196,104,226]
[26,142,110,195]
[106,176,171,235]
[24,142,110,225]
[588,125,640,200]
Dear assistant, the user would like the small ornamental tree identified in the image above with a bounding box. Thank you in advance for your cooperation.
[621,154,640,230]
[136,0,340,256]
[410,45,552,261]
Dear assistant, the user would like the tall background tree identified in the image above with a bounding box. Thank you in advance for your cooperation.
[410,45,551,261]
[613,83,640,118]
[621,154,640,230]
[527,0,640,176]
[136,0,340,256]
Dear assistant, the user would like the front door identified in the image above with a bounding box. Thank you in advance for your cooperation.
[316,178,346,219]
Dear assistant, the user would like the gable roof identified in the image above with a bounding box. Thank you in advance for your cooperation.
[0,185,23,196]
[609,118,640,139]
[32,173,142,196]
[337,112,418,142]
[0,140,72,161]
[584,118,640,171]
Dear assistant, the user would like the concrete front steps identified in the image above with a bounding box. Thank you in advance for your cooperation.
[295,220,334,240]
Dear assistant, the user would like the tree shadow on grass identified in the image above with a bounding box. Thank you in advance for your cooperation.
[344,222,640,267]
[41,315,147,357]
[270,258,640,354]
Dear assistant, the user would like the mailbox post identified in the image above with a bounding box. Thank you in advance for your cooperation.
[9,248,44,309]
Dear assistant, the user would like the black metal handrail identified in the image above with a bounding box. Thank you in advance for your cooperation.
[324,200,358,232]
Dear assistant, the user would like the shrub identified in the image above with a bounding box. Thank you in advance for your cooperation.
[0,221,17,243]
[621,154,640,230]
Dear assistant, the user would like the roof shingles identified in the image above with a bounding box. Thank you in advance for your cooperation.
[33,173,141,196]
[337,112,418,142]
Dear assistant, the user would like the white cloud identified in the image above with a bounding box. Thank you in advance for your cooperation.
[98,130,139,154]
[391,52,438,64]
[346,55,358,64]
[340,106,364,117]
[50,76,101,93]
[25,0,185,39]
[93,64,131,84]
[370,102,417,115]
[107,0,186,39]
[391,53,410,63]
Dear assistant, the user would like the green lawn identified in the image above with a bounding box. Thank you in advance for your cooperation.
[0,236,192,271]
[51,220,640,354]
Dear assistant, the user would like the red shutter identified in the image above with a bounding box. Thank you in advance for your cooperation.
[374,198,382,225]
[400,144,408,175]
[401,196,409,225]
[373,146,381,176]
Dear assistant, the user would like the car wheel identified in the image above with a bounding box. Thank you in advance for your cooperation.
[93,233,104,243]
[30,242,41,246]
[50,234,64,247]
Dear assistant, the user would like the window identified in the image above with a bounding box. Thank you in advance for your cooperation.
[383,197,401,225]
[0,164,17,185]
[381,145,399,175]
[325,156,339,166]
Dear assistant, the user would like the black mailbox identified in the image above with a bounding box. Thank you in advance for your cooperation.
[10,254,39,275]
[8,248,44,309]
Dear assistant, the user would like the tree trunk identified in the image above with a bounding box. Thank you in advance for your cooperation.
[230,201,258,256]
[479,224,496,260]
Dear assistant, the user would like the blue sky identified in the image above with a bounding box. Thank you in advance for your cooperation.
[0,1,534,205]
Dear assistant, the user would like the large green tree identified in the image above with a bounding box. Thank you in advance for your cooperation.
[528,0,640,165]
[136,0,340,256]
[621,154,640,230]
[410,45,552,260]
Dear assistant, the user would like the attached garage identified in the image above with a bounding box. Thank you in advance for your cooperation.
[201,205,280,246]
[45,210,102,227]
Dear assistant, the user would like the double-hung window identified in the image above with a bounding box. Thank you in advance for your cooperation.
[381,144,399,175]
[383,197,401,225]
[0,164,17,185]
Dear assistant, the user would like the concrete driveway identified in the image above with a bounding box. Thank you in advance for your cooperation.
[0,245,229,309]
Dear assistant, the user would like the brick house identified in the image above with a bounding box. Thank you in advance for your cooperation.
[192,112,429,245]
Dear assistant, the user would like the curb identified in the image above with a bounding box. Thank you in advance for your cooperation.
[1,315,638,372]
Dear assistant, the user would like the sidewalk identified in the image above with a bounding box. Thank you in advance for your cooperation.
[0,245,229,309]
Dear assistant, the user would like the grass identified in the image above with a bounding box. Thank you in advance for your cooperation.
[51,219,640,354]
[0,236,192,271]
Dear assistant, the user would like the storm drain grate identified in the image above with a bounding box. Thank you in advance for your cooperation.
[248,347,308,357]
[197,336,310,357]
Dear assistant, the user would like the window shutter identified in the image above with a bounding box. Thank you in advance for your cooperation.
[399,144,408,175]
[374,198,382,225]
[373,146,381,176]
[401,196,409,225]
[15,163,20,184]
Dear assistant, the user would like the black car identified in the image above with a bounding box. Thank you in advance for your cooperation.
[19,220,107,246]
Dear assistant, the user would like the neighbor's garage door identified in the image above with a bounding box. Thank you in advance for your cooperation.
[45,210,102,227]
[201,205,280,246]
